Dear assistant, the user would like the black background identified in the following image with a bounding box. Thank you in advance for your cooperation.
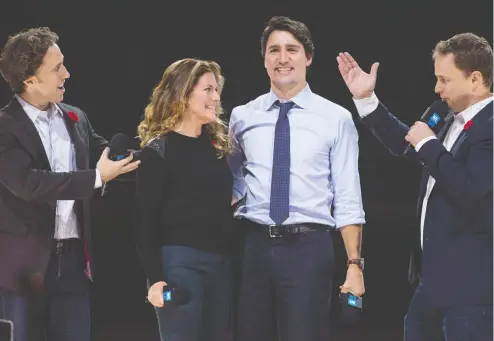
[1,1,492,340]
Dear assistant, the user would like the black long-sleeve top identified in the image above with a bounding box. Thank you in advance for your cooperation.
[135,130,234,284]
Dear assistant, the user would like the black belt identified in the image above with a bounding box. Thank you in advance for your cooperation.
[246,221,332,238]
[53,238,81,255]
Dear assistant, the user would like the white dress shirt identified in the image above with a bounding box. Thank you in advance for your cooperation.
[353,92,493,246]
[16,95,103,240]
[228,84,365,228]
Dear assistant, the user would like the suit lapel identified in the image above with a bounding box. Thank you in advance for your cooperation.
[417,101,493,209]
[449,101,493,156]
[417,112,454,200]
[7,98,51,170]
[57,104,87,170]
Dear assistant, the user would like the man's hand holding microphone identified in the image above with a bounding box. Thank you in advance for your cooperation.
[96,147,140,183]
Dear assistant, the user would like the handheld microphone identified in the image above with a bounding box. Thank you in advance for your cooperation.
[108,133,137,161]
[338,292,363,325]
[145,286,191,306]
[403,99,450,155]
[101,133,140,196]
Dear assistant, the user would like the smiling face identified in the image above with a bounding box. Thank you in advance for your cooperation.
[264,30,312,97]
[185,71,220,125]
[22,44,70,109]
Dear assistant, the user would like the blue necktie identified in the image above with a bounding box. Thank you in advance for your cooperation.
[269,101,294,225]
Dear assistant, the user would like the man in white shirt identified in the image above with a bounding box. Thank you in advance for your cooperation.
[0,27,140,341]
[230,16,366,341]
[337,32,493,341]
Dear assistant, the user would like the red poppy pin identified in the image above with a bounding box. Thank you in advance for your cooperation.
[463,120,473,131]
[211,139,216,147]
[67,111,79,122]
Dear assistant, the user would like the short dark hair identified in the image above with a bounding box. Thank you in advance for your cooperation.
[0,27,59,93]
[433,32,493,88]
[260,16,315,59]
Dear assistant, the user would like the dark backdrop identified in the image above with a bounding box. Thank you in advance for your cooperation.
[1,1,492,340]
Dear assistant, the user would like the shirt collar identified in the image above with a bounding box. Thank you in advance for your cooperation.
[15,94,63,123]
[263,83,312,111]
[454,96,493,125]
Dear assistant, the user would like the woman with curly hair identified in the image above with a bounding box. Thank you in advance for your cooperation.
[135,58,233,341]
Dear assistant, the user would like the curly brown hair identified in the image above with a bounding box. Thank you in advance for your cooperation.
[137,58,231,158]
[0,27,59,93]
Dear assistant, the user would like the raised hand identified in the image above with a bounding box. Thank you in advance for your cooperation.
[336,52,379,99]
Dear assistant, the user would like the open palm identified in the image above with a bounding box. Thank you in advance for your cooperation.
[337,52,379,99]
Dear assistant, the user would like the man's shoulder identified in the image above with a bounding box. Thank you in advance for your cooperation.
[0,111,14,130]
[57,102,90,123]
[57,102,84,114]
[0,100,18,128]
[0,104,11,119]
[231,93,270,118]
[310,92,353,121]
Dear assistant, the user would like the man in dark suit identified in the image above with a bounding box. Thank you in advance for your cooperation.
[337,32,493,340]
[0,27,140,341]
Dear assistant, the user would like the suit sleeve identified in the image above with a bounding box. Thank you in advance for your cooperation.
[77,109,108,168]
[0,122,96,202]
[416,122,493,207]
[135,146,167,284]
[360,102,421,162]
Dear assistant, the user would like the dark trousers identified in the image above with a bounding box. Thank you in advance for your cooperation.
[237,228,335,341]
[0,239,90,341]
[404,281,493,341]
[155,245,231,341]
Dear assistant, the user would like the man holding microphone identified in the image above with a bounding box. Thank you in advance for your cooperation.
[337,32,493,341]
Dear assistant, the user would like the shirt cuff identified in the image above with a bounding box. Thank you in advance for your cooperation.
[352,92,379,118]
[415,136,437,152]
[94,169,103,189]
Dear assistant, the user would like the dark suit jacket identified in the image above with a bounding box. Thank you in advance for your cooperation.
[360,100,493,307]
[0,96,107,295]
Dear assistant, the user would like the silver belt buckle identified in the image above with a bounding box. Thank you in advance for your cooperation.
[268,225,282,238]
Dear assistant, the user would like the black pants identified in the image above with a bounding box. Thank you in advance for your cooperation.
[404,281,493,341]
[237,228,334,341]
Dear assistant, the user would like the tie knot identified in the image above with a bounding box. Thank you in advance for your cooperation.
[276,100,294,117]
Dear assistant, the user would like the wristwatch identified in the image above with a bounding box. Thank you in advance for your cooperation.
[347,258,364,270]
